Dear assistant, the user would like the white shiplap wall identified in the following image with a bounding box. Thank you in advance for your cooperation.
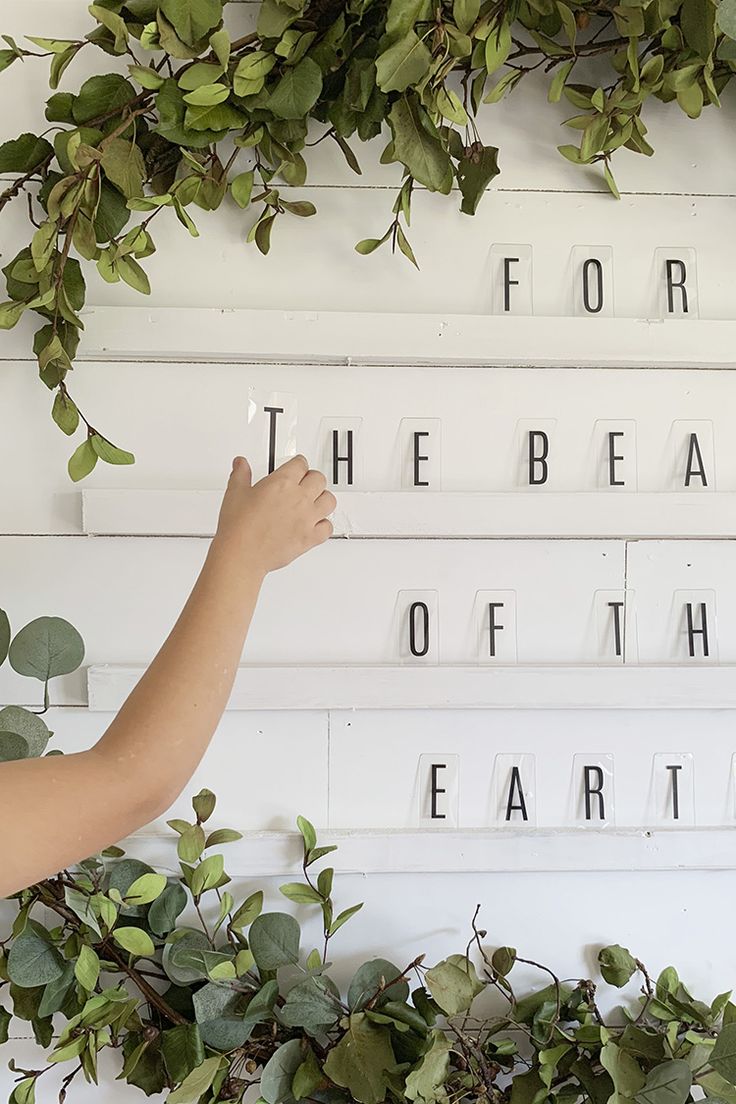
[3,3,736,1098]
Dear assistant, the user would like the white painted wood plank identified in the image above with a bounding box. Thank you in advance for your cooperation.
[82,489,736,539]
[328,708,736,829]
[0,537,624,704]
[66,310,736,367]
[125,826,736,875]
[3,192,736,333]
[33,708,329,831]
[86,663,736,711]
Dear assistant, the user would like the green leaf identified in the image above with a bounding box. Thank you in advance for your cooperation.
[266,57,323,119]
[192,980,251,1050]
[73,74,137,125]
[0,134,53,173]
[91,434,136,465]
[161,1024,205,1085]
[128,63,165,90]
[100,138,146,199]
[74,945,100,990]
[405,1029,451,1104]
[0,608,10,665]
[205,827,242,847]
[167,1056,223,1103]
[9,617,84,683]
[261,1038,303,1104]
[116,256,151,295]
[162,929,212,984]
[125,872,167,905]
[634,1061,692,1104]
[717,0,736,37]
[183,82,230,106]
[324,1012,399,1104]
[485,20,512,73]
[249,912,300,971]
[348,959,409,1011]
[7,922,65,988]
[51,390,80,436]
[680,0,716,60]
[112,927,155,957]
[68,439,99,482]
[425,957,483,1016]
[192,787,216,822]
[712,1023,736,1083]
[230,890,263,931]
[375,31,432,93]
[389,95,452,193]
[330,902,363,935]
[457,144,499,215]
[293,1047,322,1101]
[600,1042,646,1103]
[0,707,51,757]
[160,0,223,45]
[599,945,637,988]
[149,883,188,936]
[280,882,323,904]
[492,946,517,977]
[190,853,224,896]
[280,975,341,1033]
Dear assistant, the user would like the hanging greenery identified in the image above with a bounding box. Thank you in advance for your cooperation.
[4,792,736,1104]
[0,0,734,479]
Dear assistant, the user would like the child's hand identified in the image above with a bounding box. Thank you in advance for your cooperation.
[215,455,336,574]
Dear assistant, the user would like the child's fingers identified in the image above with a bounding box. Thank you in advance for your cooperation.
[301,469,327,499]
[313,518,334,545]
[314,490,337,518]
[279,454,309,480]
[230,456,252,484]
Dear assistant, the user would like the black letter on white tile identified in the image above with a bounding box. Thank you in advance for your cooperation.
[332,429,354,486]
[430,763,447,819]
[666,763,682,820]
[608,431,625,486]
[685,433,707,487]
[413,432,430,487]
[488,603,505,657]
[686,602,709,657]
[608,601,624,657]
[528,431,549,485]
[584,765,605,821]
[505,766,529,822]
[264,406,284,474]
[666,259,688,314]
[504,257,520,312]
[409,601,430,657]
[582,258,604,314]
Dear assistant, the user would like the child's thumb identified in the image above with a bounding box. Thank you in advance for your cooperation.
[230,456,253,485]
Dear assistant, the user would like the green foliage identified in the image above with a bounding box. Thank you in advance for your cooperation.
[0,0,733,476]
[0,605,84,757]
[2,788,736,1104]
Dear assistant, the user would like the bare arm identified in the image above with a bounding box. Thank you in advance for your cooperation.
[0,455,335,896]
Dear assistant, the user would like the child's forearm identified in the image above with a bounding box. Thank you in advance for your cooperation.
[0,456,335,896]
[92,532,265,817]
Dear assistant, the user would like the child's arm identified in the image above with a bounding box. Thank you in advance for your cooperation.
[0,455,335,896]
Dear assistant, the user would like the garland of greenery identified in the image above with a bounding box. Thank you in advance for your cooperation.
[3,794,736,1104]
[1,0,735,480]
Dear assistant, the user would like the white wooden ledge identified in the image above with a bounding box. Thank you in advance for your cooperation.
[82,489,736,539]
[69,307,736,368]
[87,664,736,711]
[127,826,736,875]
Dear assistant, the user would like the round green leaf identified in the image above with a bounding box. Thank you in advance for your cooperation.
[0,608,10,665]
[7,921,65,987]
[348,958,409,1011]
[0,706,52,756]
[261,1038,303,1104]
[249,912,301,972]
[0,732,30,762]
[124,872,167,905]
[9,616,85,683]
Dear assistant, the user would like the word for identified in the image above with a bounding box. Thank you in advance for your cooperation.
[488,246,699,318]
[418,751,704,828]
[250,401,715,491]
